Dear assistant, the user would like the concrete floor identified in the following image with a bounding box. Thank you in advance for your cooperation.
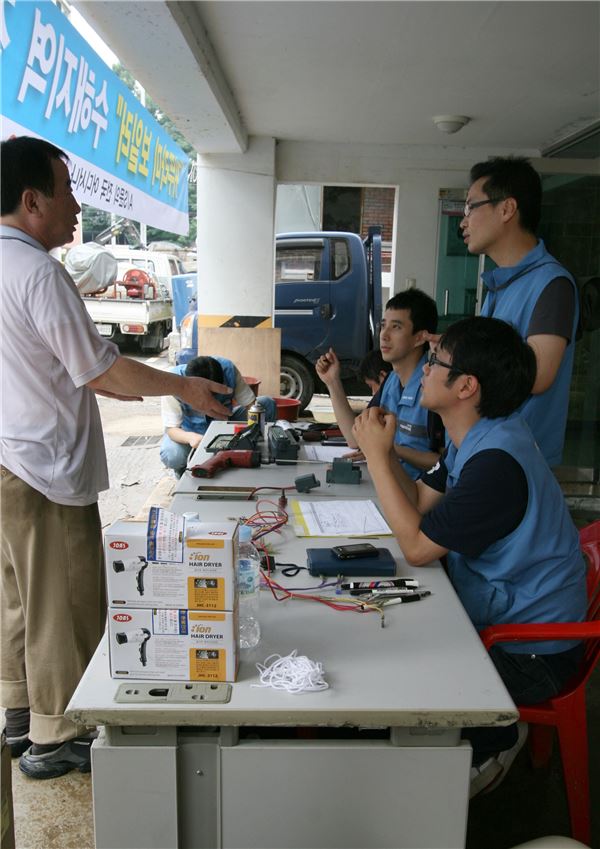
[7,348,600,848]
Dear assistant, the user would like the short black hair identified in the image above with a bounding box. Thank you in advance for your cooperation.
[1,136,68,216]
[384,288,438,334]
[357,349,392,383]
[440,316,536,419]
[185,356,224,383]
[469,156,542,234]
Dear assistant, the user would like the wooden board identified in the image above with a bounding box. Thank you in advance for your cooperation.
[197,327,281,397]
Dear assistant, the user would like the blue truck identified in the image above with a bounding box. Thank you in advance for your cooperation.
[177,226,382,409]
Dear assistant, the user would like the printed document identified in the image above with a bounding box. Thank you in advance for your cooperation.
[290,499,392,537]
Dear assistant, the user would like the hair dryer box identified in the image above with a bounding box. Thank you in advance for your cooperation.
[104,513,239,611]
[108,607,239,682]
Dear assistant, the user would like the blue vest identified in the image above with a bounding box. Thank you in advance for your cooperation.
[445,414,586,653]
[171,357,236,435]
[379,353,430,480]
[480,240,578,467]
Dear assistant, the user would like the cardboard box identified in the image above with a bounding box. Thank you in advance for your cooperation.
[108,607,239,682]
[105,515,239,611]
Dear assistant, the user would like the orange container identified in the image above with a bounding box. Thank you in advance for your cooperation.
[274,397,301,422]
[242,376,261,396]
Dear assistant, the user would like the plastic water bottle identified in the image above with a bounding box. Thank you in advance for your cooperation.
[237,525,261,648]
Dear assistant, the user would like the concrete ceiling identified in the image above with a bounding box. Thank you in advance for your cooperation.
[75,1,600,156]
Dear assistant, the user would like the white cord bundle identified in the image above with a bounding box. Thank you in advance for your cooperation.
[252,650,329,694]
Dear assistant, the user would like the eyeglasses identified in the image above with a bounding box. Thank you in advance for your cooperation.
[463,198,503,218]
[427,350,466,375]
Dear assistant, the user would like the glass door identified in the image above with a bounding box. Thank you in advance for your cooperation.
[536,168,600,471]
[433,194,491,332]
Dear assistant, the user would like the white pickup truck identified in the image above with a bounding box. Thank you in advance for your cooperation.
[83,292,173,354]
[67,244,178,353]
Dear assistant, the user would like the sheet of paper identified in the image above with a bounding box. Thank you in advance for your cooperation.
[290,499,392,537]
[301,444,359,462]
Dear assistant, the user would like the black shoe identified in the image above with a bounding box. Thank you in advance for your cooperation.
[19,736,93,779]
[5,732,32,758]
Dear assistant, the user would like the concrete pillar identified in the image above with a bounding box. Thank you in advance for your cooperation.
[196,136,276,327]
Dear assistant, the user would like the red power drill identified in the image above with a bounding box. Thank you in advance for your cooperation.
[190,450,261,478]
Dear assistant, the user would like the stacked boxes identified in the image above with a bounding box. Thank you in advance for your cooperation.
[105,507,239,681]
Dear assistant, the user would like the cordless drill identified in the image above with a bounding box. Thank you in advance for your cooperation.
[190,450,261,478]
[112,556,148,595]
[115,628,151,666]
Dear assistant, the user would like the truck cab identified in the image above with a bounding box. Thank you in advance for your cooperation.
[274,227,382,408]
[176,227,382,410]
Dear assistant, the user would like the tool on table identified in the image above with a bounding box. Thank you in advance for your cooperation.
[228,423,262,450]
[321,436,348,446]
[294,473,321,493]
[268,425,300,463]
[301,424,343,443]
[194,485,257,499]
[326,457,362,485]
[190,449,261,478]
[112,556,148,596]
[115,628,151,666]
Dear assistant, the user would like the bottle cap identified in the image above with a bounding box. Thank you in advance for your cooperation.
[238,525,253,542]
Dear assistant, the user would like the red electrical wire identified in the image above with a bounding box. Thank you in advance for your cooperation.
[239,500,381,619]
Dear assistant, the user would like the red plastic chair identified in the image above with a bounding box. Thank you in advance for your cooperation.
[480,520,600,846]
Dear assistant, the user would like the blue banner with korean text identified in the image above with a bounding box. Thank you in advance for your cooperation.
[0,0,189,235]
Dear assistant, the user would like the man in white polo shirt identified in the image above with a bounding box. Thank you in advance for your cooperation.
[0,136,232,779]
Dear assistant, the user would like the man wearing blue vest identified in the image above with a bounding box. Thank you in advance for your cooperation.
[160,356,276,477]
[460,157,578,467]
[353,316,586,797]
[317,289,443,479]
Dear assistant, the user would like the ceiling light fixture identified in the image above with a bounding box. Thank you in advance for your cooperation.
[433,115,470,135]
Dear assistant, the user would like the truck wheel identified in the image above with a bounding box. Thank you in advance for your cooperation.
[280,355,314,411]
[141,323,165,355]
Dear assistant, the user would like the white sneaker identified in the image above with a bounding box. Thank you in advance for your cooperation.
[470,722,529,799]
[470,756,503,798]
[486,721,529,792]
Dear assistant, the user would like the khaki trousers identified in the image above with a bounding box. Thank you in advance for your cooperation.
[0,467,107,744]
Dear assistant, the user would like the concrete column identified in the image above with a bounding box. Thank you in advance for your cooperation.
[196,136,276,327]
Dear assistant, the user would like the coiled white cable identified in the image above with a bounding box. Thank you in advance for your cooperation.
[252,650,329,694]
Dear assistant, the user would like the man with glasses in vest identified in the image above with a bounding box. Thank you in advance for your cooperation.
[459,156,578,467]
[353,316,586,797]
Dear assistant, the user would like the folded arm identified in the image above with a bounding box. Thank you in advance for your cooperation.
[352,407,448,565]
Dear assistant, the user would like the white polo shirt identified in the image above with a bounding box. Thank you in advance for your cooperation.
[0,226,119,506]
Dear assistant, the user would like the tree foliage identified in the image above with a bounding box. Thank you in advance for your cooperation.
[81,63,197,247]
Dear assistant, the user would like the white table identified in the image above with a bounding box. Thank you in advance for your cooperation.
[174,420,379,499]
[68,492,516,849]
